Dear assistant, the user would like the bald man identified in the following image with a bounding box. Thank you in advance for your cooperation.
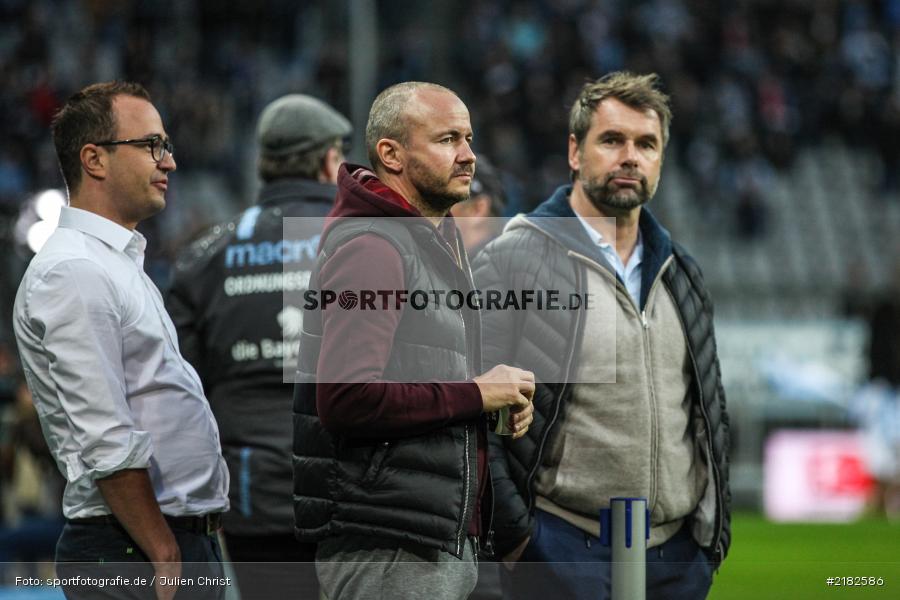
[292,82,535,600]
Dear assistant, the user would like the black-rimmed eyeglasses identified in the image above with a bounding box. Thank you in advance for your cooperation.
[92,135,174,163]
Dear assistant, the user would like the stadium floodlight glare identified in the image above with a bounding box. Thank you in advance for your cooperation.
[14,188,67,254]
[34,188,66,222]
[26,219,58,253]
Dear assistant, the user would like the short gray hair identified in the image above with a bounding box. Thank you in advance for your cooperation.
[365,81,457,170]
[569,71,672,151]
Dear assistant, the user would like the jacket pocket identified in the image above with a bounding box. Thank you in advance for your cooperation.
[359,441,392,486]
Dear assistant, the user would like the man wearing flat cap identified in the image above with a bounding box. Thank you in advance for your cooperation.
[166,94,351,599]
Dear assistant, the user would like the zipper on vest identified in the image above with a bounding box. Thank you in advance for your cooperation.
[456,424,474,556]
[427,232,479,556]
[483,460,496,557]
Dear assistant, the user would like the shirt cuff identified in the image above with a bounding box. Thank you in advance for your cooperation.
[77,430,154,481]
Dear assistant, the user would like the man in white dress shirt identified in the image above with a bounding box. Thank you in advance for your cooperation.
[12,81,229,600]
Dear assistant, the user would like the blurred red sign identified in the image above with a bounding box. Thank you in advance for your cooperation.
[764,430,874,522]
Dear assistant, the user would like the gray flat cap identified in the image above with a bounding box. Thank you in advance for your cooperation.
[257,94,352,157]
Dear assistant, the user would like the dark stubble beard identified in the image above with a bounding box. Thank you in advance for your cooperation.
[580,168,653,213]
[409,156,474,214]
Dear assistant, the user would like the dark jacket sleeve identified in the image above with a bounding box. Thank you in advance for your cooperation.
[165,253,207,390]
[315,234,483,439]
[472,236,534,555]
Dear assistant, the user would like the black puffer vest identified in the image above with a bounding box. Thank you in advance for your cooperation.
[292,217,483,557]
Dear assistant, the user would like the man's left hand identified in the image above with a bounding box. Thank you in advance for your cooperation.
[509,399,533,439]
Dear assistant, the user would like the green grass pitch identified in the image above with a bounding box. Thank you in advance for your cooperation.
[709,512,900,599]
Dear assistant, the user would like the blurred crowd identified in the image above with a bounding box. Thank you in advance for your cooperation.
[2,0,900,565]
[450,0,900,233]
[1,1,899,249]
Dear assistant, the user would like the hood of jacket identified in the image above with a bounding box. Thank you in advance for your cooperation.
[323,162,461,252]
[510,184,674,309]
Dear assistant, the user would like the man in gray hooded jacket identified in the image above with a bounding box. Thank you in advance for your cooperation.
[473,71,731,600]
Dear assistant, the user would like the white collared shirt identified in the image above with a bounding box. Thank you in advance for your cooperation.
[575,213,644,306]
[13,206,229,519]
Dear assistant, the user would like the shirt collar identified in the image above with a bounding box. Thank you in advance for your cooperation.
[575,212,607,247]
[57,206,146,264]
[574,211,644,267]
[630,230,644,267]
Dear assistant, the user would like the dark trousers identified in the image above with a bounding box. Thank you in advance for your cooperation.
[223,532,319,600]
[501,510,713,600]
[55,520,225,600]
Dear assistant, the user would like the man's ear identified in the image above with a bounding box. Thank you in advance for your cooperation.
[80,144,108,182]
[376,139,404,174]
[567,133,581,174]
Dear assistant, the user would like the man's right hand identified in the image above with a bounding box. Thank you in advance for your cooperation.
[474,365,535,413]
[151,550,181,600]
[96,469,183,600]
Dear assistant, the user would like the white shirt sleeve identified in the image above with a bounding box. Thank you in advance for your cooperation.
[25,258,153,481]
